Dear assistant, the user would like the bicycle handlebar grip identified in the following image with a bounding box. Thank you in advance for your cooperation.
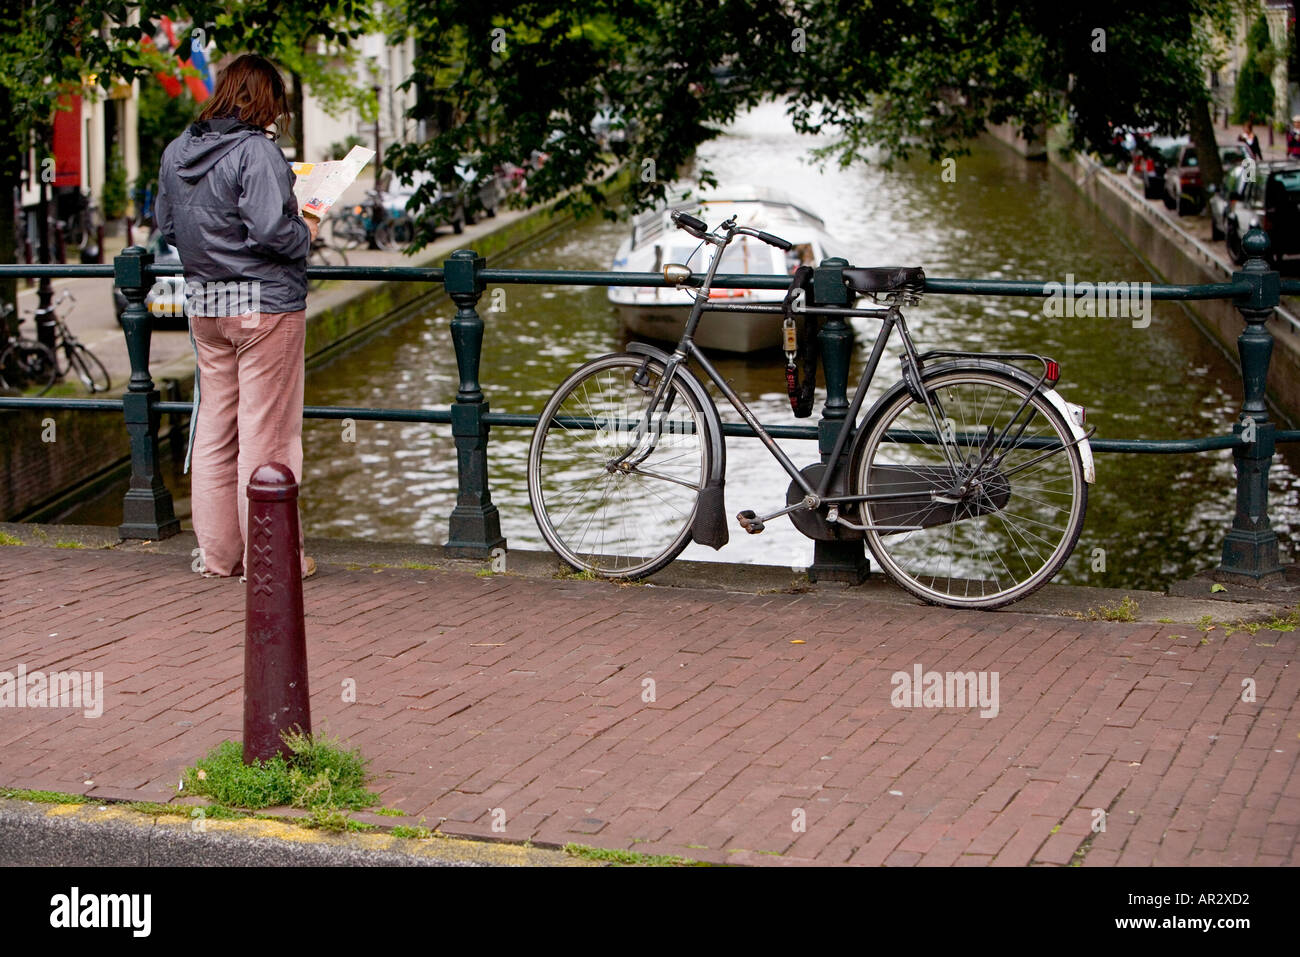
[755,230,793,251]
[672,211,708,235]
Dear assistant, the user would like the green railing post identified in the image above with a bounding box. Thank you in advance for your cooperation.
[444,249,506,558]
[808,256,869,584]
[114,246,180,540]
[1218,228,1283,580]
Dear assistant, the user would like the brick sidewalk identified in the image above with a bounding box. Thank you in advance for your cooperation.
[1,547,1296,866]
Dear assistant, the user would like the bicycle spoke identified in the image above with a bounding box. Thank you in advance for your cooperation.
[859,370,1086,609]
[529,355,708,579]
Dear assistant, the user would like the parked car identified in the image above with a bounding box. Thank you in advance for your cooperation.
[1207,163,1250,241]
[112,229,185,328]
[1223,161,1300,265]
[1131,135,1187,200]
[452,160,505,223]
[1220,144,1248,171]
[1109,124,1154,165]
[1163,143,1206,215]
[591,108,633,157]
[385,169,466,235]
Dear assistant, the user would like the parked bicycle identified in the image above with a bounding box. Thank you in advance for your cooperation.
[307,236,348,290]
[327,189,414,252]
[0,302,56,394]
[527,209,1096,609]
[0,290,111,395]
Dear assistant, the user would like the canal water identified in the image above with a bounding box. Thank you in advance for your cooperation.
[63,101,1300,591]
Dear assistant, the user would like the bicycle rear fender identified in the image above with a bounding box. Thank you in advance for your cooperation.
[851,359,1095,484]
[626,342,730,548]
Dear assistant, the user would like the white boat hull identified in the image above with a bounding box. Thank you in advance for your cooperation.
[608,185,850,354]
[617,302,785,353]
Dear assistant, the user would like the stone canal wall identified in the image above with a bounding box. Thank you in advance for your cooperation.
[2,202,578,522]
[1048,146,1300,426]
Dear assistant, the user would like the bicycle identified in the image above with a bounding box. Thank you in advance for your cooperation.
[527,209,1096,609]
[36,290,112,394]
[0,302,56,394]
[327,190,413,252]
[307,237,349,290]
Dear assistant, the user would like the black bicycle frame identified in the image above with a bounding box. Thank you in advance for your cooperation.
[616,221,1069,531]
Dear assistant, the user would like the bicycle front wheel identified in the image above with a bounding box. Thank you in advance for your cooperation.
[528,353,712,579]
[62,341,111,394]
[854,368,1087,609]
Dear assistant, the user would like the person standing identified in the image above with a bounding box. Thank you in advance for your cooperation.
[1287,116,1300,158]
[1239,120,1263,161]
[155,54,319,580]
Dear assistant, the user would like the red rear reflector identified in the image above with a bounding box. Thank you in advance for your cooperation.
[1046,360,1060,382]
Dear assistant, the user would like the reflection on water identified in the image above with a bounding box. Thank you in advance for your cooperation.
[63,101,1300,591]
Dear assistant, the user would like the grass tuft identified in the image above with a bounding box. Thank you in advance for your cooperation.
[562,842,706,866]
[181,730,377,815]
[0,787,90,803]
[1064,596,1139,622]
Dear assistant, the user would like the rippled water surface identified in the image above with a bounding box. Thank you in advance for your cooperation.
[77,101,1300,590]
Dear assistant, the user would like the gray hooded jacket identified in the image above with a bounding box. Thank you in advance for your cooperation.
[155,117,310,315]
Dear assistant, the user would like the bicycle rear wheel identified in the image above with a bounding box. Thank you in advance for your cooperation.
[0,339,57,394]
[528,353,711,579]
[62,340,111,394]
[853,368,1087,609]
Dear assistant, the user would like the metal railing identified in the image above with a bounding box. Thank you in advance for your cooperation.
[1,226,1296,583]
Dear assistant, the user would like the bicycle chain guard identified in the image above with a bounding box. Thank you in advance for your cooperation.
[785,461,1013,541]
[786,462,865,541]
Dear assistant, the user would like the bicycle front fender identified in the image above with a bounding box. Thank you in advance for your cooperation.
[625,342,726,482]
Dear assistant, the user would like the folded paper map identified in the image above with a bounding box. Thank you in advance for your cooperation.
[292,146,376,218]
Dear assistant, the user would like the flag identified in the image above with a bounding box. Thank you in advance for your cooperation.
[187,42,212,102]
[155,17,211,103]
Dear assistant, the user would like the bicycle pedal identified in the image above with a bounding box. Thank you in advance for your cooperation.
[736,510,765,534]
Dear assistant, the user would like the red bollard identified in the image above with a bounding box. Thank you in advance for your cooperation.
[243,462,311,764]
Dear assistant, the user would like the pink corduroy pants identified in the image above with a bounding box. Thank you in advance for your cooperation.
[188,309,308,577]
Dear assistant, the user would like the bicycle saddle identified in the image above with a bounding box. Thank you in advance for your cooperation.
[842,266,926,296]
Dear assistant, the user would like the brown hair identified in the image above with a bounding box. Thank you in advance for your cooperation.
[197,54,291,137]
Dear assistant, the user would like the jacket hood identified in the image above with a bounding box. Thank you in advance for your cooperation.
[174,117,269,182]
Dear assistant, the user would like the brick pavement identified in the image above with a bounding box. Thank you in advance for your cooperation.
[0,546,1297,866]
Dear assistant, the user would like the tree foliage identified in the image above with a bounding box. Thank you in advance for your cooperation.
[1235,13,1277,124]
[385,0,1238,248]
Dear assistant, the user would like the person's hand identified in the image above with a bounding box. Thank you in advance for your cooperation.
[303,213,320,243]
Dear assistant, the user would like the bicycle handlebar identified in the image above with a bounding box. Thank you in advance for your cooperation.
[670,209,794,251]
[670,210,708,237]
[748,229,793,251]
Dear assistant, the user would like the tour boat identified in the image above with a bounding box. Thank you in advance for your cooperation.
[608,186,849,353]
